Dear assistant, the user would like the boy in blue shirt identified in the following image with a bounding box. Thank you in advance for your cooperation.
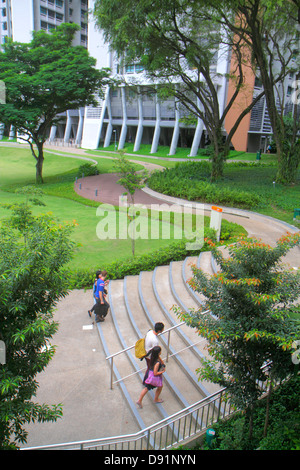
[89,270,110,321]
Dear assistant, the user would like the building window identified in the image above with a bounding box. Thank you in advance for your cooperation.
[135,64,144,73]
[125,65,135,73]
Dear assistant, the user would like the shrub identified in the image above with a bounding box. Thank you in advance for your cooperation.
[200,375,300,451]
[69,239,208,289]
[77,162,98,177]
[147,163,261,209]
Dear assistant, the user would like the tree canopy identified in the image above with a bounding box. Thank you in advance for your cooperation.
[0,23,110,183]
[0,196,76,448]
[94,0,299,182]
[176,233,300,441]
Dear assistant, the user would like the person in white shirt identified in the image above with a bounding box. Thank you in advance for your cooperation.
[136,322,165,408]
[145,322,164,356]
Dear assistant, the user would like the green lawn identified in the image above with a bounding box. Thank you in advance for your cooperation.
[0,145,209,270]
[2,144,297,273]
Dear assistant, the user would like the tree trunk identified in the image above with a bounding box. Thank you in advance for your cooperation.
[35,141,44,184]
[276,149,300,184]
[210,130,228,181]
[263,381,273,437]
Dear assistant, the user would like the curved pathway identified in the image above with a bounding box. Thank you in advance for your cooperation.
[73,170,300,269]
[41,142,300,268]
[2,142,298,448]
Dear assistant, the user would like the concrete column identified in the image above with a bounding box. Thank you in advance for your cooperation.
[104,91,113,147]
[9,125,15,140]
[189,99,204,157]
[169,97,180,155]
[104,122,113,148]
[189,120,203,157]
[0,123,4,140]
[49,125,57,142]
[118,87,127,150]
[64,110,72,142]
[75,108,84,145]
[150,91,160,154]
[134,88,143,152]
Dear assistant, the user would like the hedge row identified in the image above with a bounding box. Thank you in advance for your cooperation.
[68,238,213,290]
[147,162,261,209]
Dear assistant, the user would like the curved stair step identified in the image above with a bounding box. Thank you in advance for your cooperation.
[152,265,220,396]
[169,260,199,312]
[138,270,210,398]
[123,276,201,414]
[153,265,206,362]
[108,280,186,444]
[94,294,147,432]
[109,280,177,419]
[182,256,204,307]
[169,261,212,360]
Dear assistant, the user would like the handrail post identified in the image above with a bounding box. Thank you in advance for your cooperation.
[166,330,171,363]
[146,429,151,450]
[217,389,223,422]
[110,358,114,390]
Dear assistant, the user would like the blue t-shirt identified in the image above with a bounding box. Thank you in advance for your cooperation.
[95,278,105,299]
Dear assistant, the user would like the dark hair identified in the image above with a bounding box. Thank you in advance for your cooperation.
[154,322,164,333]
[95,270,102,278]
[149,346,161,369]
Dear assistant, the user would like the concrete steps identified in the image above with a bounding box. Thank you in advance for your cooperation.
[96,250,221,434]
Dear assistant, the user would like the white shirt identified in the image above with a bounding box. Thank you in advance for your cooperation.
[145,330,159,353]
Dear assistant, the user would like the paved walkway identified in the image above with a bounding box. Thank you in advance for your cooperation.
[7,143,297,448]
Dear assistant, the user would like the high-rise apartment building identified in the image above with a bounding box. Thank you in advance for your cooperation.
[1,0,88,45]
[0,0,88,142]
[0,0,297,154]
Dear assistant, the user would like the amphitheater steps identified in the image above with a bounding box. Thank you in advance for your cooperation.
[96,251,221,434]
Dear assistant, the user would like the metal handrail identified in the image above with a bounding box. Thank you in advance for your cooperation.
[106,318,209,389]
[22,387,231,451]
[112,338,207,387]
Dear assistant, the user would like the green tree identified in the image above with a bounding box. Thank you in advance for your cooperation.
[93,0,265,181]
[176,234,300,444]
[0,23,110,184]
[213,0,300,183]
[0,204,76,449]
[114,152,148,256]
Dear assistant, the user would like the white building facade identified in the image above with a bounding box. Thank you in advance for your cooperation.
[0,0,297,153]
[0,0,88,143]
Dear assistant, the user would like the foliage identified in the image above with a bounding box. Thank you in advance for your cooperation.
[68,220,244,289]
[176,233,300,439]
[77,163,99,178]
[0,23,110,183]
[93,0,266,181]
[203,375,300,450]
[213,0,300,183]
[147,162,261,208]
[114,152,148,255]
[0,204,75,448]
[114,153,148,203]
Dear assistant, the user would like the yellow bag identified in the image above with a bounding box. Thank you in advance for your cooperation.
[135,338,147,359]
